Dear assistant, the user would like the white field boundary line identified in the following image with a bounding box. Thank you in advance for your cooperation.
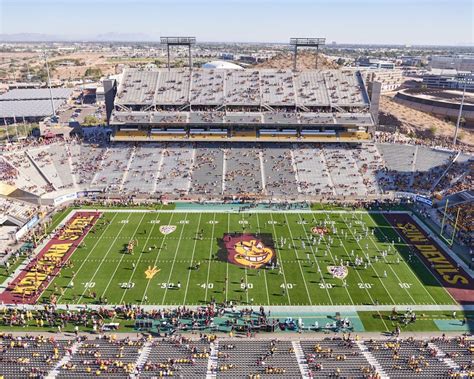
[182,213,203,306]
[69,208,412,214]
[99,212,148,301]
[6,303,472,313]
[52,212,118,303]
[160,213,189,304]
[380,213,460,306]
[312,212,361,305]
[282,213,313,306]
[337,212,397,305]
[76,212,140,304]
[117,211,164,305]
[309,212,380,309]
[240,212,250,304]
[204,213,217,303]
[255,213,271,306]
[296,212,349,306]
[140,212,176,305]
[0,209,95,293]
[363,213,439,305]
[411,213,474,279]
[268,213,292,305]
[7,210,106,304]
[225,213,230,303]
[39,211,105,303]
[348,213,418,305]
[311,212,390,331]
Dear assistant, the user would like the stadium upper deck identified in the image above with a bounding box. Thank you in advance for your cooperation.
[114,68,369,108]
[109,68,374,143]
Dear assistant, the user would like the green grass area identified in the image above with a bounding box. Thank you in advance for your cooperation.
[359,311,474,332]
[0,255,26,284]
[37,209,456,308]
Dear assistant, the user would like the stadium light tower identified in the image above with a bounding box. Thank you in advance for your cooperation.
[453,79,467,146]
[289,37,326,71]
[160,37,196,71]
[41,50,57,120]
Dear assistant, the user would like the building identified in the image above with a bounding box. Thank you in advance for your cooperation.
[422,69,474,91]
[201,60,243,70]
[0,88,73,124]
[365,69,404,93]
[357,58,395,70]
[430,55,474,72]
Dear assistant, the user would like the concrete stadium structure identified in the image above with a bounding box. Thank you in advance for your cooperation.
[107,68,377,143]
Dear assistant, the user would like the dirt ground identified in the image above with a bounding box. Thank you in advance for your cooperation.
[255,51,338,70]
[379,95,474,147]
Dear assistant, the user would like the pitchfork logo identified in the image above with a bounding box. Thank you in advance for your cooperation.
[327,265,349,280]
[218,233,276,269]
[159,225,176,235]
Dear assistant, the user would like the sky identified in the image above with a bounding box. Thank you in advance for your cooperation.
[0,0,473,45]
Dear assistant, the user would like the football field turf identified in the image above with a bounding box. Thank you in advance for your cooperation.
[36,208,459,308]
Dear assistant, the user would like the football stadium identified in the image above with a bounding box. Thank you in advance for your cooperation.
[0,41,473,378]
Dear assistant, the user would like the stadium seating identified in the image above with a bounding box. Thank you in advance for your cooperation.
[0,136,470,201]
[301,338,374,378]
[1,334,470,378]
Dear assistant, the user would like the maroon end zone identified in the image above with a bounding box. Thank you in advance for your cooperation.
[384,212,474,305]
[0,211,100,305]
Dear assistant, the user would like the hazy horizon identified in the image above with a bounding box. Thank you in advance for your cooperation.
[0,0,473,46]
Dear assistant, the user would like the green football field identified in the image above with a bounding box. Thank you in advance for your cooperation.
[40,208,457,307]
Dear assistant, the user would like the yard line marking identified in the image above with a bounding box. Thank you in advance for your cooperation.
[99,213,147,300]
[240,212,249,305]
[282,214,313,306]
[182,213,203,305]
[76,212,135,303]
[255,213,271,306]
[55,212,119,303]
[225,213,230,303]
[204,213,217,303]
[161,213,189,304]
[362,214,419,305]
[117,212,162,305]
[337,213,396,305]
[140,213,176,305]
[296,213,343,306]
[309,211,390,331]
[268,213,292,305]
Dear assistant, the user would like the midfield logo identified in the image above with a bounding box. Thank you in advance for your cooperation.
[218,233,276,269]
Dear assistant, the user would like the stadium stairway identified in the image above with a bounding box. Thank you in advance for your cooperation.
[427,342,460,372]
[25,149,58,192]
[47,339,83,378]
[292,341,311,378]
[318,149,337,196]
[135,340,153,372]
[206,340,219,379]
[356,341,388,379]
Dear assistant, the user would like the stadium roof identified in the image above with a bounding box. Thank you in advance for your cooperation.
[0,99,65,118]
[114,68,370,108]
[202,60,243,70]
[0,88,73,101]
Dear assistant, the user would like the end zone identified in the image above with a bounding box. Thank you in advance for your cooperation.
[384,213,474,305]
[0,212,100,305]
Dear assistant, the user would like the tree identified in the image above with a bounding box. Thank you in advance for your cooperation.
[84,67,103,80]
[82,115,100,126]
